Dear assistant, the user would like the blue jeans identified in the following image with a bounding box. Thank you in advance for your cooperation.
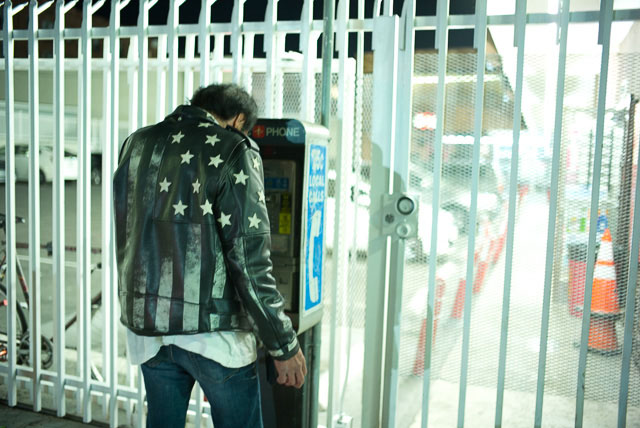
[141,345,263,428]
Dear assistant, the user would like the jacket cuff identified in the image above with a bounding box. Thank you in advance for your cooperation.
[268,336,300,361]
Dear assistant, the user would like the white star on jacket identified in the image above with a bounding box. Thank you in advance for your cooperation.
[234,169,249,185]
[159,177,171,192]
[201,199,213,215]
[198,122,213,128]
[218,212,231,228]
[181,150,194,164]
[205,134,220,146]
[209,155,223,168]
[173,200,187,215]
[172,131,184,144]
[257,190,265,203]
[248,213,261,229]
[192,179,201,193]
[252,156,260,170]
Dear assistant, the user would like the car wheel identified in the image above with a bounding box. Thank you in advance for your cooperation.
[91,168,101,186]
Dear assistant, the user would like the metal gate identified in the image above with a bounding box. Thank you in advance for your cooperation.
[360,1,640,428]
[2,1,640,428]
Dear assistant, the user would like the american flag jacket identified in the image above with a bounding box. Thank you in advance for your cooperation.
[113,105,299,360]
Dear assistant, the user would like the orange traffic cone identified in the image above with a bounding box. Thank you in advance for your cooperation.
[587,227,621,355]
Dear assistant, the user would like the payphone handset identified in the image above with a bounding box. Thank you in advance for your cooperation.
[252,119,329,333]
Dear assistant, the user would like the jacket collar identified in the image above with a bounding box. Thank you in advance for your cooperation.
[167,105,220,126]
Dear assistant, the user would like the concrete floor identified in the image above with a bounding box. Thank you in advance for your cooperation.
[0,403,103,427]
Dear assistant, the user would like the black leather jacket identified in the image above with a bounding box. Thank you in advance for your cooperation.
[114,105,299,360]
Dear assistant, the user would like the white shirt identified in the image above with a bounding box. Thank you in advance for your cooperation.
[126,329,257,368]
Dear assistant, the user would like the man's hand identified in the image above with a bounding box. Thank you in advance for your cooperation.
[273,349,307,389]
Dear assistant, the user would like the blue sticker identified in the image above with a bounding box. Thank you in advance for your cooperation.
[304,144,326,312]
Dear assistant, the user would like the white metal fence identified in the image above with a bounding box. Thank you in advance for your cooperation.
[2,1,640,428]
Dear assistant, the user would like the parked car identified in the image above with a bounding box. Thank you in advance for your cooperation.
[0,145,78,182]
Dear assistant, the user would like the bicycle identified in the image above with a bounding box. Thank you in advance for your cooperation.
[0,213,54,369]
[0,212,106,377]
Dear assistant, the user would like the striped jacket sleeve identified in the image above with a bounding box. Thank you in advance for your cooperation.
[212,140,299,360]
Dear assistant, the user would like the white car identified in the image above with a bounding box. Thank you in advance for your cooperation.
[0,145,78,182]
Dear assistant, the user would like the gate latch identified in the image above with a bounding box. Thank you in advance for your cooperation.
[381,193,419,239]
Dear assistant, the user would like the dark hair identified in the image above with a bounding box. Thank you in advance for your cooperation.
[190,83,258,133]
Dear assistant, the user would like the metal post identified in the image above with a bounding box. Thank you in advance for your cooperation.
[495,1,527,426]
[457,3,488,426]
[534,1,571,426]
[184,35,196,101]
[28,0,45,411]
[320,0,334,128]
[81,0,97,421]
[231,0,245,84]
[155,35,168,123]
[618,96,640,428]
[108,1,127,425]
[167,0,185,112]
[53,0,75,416]
[421,1,449,426]
[264,0,279,117]
[137,0,150,128]
[3,0,18,408]
[327,0,355,426]
[299,0,316,123]
[380,0,416,425]
[199,0,214,86]
[362,14,399,428]
[575,1,614,426]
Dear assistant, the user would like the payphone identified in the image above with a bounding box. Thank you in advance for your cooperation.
[252,118,328,333]
[251,118,329,428]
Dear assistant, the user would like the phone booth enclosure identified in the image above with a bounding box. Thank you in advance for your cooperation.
[251,118,329,428]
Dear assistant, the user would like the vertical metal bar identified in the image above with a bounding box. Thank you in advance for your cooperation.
[495,1,527,427]
[53,0,68,416]
[320,0,334,128]
[421,1,449,427]
[28,0,43,411]
[575,1,614,426]
[381,0,415,425]
[199,0,214,87]
[3,0,17,407]
[167,0,184,112]
[534,1,570,426]
[76,32,85,418]
[136,367,144,428]
[184,35,196,99]
[108,2,122,426]
[137,0,149,128]
[383,0,392,16]
[264,0,278,117]
[299,0,315,122]
[457,3,488,426]
[212,34,224,83]
[327,1,354,426]
[362,15,398,428]
[230,0,245,85]
[618,97,640,428]
[194,386,203,427]
[241,33,254,93]
[80,0,93,421]
[155,36,168,123]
